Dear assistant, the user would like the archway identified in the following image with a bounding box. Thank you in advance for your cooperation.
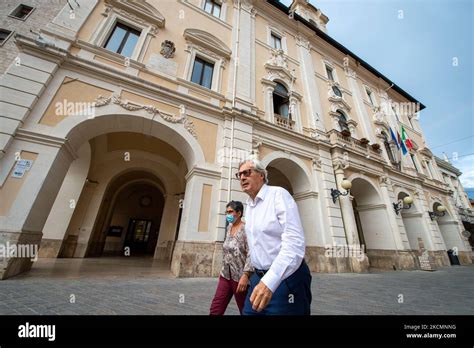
[434,202,464,253]
[349,177,397,267]
[397,191,429,251]
[261,153,319,246]
[85,172,166,258]
[55,130,188,265]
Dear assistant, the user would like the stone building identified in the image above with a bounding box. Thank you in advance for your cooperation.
[435,156,474,250]
[0,0,472,280]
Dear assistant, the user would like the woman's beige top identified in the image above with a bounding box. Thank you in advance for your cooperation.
[221,222,253,282]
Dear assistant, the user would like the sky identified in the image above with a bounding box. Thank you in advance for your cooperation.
[280,0,473,195]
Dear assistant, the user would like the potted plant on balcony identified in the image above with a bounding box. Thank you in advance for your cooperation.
[371,143,381,151]
[340,129,351,137]
[360,137,369,146]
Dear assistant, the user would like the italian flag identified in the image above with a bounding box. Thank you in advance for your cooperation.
[401,125,414,151]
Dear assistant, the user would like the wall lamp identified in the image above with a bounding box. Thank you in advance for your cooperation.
[393,196,413,215]
[429,205,446,220]
[331,178,352,203]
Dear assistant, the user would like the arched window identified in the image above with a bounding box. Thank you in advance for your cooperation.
[337,110,350,135]
[273,82,290,119]
[382,131,397,165]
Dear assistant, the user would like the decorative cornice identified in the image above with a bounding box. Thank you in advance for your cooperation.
[94,94,197,138]
[185,166,222,181]
[14,129,78,160]
[104,0,165,28]
[183,28,232,58]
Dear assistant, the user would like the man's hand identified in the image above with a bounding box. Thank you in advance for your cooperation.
[250,281,273,312]
[237,273,249,292]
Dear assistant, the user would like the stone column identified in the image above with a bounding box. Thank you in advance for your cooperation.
[334,167,359,247]
[296,34,326,132]
[345,68,376,142]
[230,0,256,112]
[171,166,222,277]
[378,176,405,250]
[262,79,276,123]
[0,138,75,279]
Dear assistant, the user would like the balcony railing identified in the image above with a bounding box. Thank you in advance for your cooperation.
[327,129,384,161]
[274,114,295,130]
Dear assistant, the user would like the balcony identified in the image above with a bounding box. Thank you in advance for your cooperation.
[328,129,384,161]
[274,114,295,130]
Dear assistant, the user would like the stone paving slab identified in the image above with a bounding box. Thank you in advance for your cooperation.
[0,263,473,315]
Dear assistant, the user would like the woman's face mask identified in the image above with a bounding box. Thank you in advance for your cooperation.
[226,208,240,224]
[226,214,236,224]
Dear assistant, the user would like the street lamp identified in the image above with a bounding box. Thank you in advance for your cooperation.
[429,205,446,220]
[393,196,413,215]
[331,178,352,204]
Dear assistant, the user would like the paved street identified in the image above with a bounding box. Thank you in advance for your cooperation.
[0,258,473,315]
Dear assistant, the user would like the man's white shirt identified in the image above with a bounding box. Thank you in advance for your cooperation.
[245,184,306,292]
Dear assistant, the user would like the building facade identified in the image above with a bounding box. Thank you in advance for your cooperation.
[435,156,474,250]
[0,0,472,280]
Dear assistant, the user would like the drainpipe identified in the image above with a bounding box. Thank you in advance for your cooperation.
[227,0,241,205]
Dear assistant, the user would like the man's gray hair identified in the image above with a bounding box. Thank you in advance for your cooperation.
[238,158,269,184]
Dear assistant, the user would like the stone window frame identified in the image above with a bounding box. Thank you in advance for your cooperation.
[266,26,287,54]
[199,0,228,22]
[183,29,231,93]
[328,106,357,136]
[0,29,14,47]
[89,2,165,63]
[8,4,35,21]
[363,85,377,107]
[322,59,340,83]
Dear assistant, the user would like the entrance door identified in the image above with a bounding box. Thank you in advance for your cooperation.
[126,219,153,254]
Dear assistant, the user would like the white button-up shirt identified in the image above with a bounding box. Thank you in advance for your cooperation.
[245,184,306,292]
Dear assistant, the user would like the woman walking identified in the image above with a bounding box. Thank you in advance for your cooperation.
[209,201,253,315]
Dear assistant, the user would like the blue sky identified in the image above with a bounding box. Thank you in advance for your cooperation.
[281,0,473,194]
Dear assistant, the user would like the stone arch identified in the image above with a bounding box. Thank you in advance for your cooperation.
[260,151,313,194]
[260,151,320,246]
[84,169,167,257]
[54,111,206,170]
[22,113,200,263]
[345,175,399,268]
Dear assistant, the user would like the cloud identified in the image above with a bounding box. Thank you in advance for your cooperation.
[452,155,474,188]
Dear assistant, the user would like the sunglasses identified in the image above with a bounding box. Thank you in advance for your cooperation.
[235,169,256,179]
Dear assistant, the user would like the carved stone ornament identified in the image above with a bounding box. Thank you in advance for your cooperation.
[160,40,176,58]
[312,155,322,169]
[94,94,197,138]
[267,49,289,70]
[379,175,391,186]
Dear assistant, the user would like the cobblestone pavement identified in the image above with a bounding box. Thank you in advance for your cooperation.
[0,258,473,315]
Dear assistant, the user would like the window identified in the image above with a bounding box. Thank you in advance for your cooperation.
[337,110,350,135]
[191,56,214,89]
[366,88,374,105]
[410,154,419,172]
[382,131,397,165]
[9,4,34,20]
[103,22,141,58]
[332,85,342,97]
[326,65,334,81]
[426,160,435,179]
[392,105,400,122]
[0,29,13,46]
[273,82,290,118]
[271,33,282,50]
[204,0,221,18]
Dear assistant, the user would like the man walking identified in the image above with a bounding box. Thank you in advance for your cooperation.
[236,159,312,315]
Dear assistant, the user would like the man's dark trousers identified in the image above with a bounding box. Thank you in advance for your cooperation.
[243,260,312,315]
